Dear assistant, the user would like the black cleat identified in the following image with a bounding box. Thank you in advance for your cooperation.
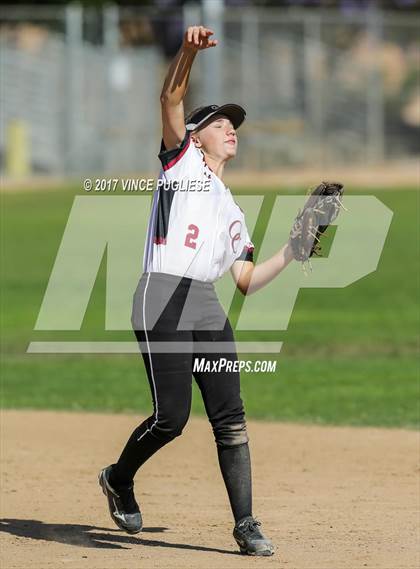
[233,516,274,556]
[98,465,142,534]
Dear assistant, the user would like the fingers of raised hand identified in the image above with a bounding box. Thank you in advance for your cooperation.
[198,27,218,49]
[206,38,218,48]
[201,27,214,37]
[185,26,217,49]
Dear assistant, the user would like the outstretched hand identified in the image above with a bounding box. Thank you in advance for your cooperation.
[183,26,218,51]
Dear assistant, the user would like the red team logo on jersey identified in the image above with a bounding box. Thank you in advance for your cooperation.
[229,220,242,254]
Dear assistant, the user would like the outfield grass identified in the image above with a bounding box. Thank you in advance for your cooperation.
[1,186,419,428]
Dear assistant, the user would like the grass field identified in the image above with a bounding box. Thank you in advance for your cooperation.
[1,186,419,428]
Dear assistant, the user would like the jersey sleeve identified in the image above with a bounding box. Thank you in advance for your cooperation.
[158,130,204,180]
[236,225,255,263]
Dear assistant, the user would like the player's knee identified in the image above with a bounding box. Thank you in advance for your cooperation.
[214,421,249,446]
[154,412,190,441]
[166,417,188,439]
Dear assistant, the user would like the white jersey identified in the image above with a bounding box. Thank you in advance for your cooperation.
[143,131,254,283]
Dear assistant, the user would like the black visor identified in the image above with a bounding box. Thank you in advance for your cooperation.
[185,104,246,131]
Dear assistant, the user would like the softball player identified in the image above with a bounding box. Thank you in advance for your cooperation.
[99,26,294,557]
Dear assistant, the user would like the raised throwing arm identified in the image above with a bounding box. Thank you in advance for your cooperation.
[160,26,218,151]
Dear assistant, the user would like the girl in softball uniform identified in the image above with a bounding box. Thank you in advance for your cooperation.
[100,26,294,557]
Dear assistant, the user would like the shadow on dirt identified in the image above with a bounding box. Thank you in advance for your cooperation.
[0,518,237,555]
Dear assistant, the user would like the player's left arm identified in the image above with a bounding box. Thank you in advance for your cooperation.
[230,242,294,295]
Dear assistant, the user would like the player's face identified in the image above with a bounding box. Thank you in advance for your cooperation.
[193,115,238,161]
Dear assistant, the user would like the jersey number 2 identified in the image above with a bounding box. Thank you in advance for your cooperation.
[184,224,199,249]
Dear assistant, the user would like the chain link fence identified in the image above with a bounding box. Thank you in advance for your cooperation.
[0,4,419,175]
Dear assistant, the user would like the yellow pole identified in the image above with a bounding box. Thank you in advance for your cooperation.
[5,119,30,178]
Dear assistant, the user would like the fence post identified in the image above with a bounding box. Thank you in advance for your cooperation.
[303,11,324,166]
[366,6,385,163]
[241,8,261,170]
[103,3,120,174]
[202,0,224,104]
[64,4,83,174]
[183,2,202,108]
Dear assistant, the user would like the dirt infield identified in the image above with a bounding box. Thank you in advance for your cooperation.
[0,410,418,569]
